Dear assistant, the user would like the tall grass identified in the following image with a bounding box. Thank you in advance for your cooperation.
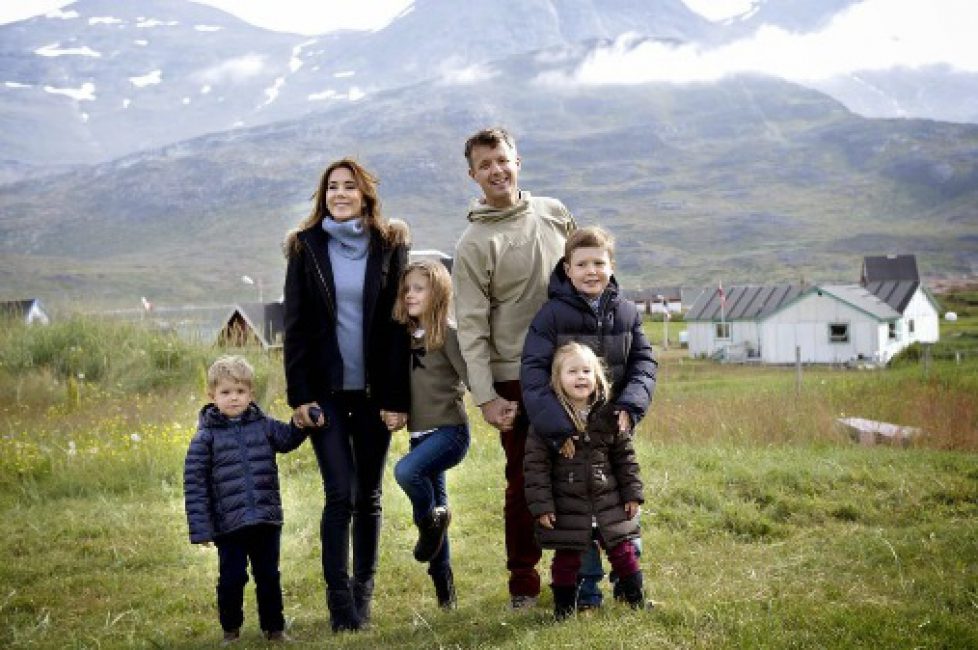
[0,315,975,648]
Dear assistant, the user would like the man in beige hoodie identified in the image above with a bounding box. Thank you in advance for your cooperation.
[452,127,576,608]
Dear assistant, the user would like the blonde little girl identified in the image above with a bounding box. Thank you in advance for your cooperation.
[523,342,646,620]
[386,259,470,609]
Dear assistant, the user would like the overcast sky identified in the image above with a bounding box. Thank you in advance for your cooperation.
[2,1,975,82]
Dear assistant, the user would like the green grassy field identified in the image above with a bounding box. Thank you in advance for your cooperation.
[1,315,976,648]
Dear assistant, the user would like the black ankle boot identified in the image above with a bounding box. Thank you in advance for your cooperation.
[432,568,457,610]
[351,578,374,625]
[414,506,451,563]
[551,584,578,621]
[614,571,646,609]
[327,589,362,632]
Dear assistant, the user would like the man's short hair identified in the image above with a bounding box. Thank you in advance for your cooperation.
[464,127,517,168]
[565,226,615,262]
[207,355,255,390]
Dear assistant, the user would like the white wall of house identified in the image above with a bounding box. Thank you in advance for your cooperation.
[759,292,888,363]
[903,288,940,344]
[687,320,760,357]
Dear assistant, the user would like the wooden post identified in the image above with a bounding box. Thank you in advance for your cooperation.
[795,346,802,395]
[923,343,932,377]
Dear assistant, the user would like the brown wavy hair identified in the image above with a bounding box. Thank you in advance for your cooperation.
[392,260,454,351]
[284,158,406,256]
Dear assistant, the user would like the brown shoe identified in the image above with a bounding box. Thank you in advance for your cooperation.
[265,630,291,642]
[221,629,240,645]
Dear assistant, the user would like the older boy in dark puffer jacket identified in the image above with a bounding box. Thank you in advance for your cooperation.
[521,226,657,612]
[184,356,307,644]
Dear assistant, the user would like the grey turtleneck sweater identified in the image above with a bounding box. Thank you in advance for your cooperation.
[322,217,369,390]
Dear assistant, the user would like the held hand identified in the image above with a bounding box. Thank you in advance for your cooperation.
[618,410,632,434]
[480,397,518,432]
[294,402,324,428]
[538,513,556,529]
[624,501,640,519]
[559,437,576,459]
[200,541,214,548]
[380,410,407,431]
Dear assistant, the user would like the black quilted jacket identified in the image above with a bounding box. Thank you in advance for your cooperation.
[524,401,644,552]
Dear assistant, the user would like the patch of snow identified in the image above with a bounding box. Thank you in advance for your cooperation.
[81,112,89,122]
[334,70,355,78]
[137,19,179,28]
[122,98,131,108]
[44,82,96,101]
[200,85,212,94]
[35,43,102,58]
[89,17,123,26]
[182,97,191,105]
[348,87,365,101]
[262,77,285,106]
[45,9,78,20]
[134,40,149,46]
[308,89,337,101]
[195,56,266,83]
[4,82,32,89]
[130,70,162,87]
[194,25,223,32]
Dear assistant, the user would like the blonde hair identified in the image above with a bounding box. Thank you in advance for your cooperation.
[207,355,254,391]
[565,225,615,263]
[284,158,409,256]
[550,342,609,432]
[393,260,453,351]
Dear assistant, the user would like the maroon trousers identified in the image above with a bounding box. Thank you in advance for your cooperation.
[551,539,640,588]
[495,380,543,598]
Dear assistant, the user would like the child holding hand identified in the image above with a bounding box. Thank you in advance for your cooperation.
[184,355,307,644]
[523,342,646,620]
[387,259,470,609]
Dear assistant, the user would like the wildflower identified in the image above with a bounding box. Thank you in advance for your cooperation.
[130,433,141,443]
[67,441,77,457]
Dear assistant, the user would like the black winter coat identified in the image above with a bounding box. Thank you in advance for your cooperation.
[183,403,306,543]
[283,224,410,412]
[521,261,657,449]
[524,402,644,552]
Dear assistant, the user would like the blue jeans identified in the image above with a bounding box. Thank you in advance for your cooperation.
[308,391,392,593]
[393,424,470,578]
[577,531,643,607]
[215,524,284,633]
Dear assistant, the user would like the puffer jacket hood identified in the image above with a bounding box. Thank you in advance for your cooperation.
[197,402,263,428]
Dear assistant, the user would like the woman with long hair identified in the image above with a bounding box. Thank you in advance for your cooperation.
[283,158,410,632]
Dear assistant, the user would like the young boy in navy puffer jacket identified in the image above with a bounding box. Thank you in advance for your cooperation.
[184,355,307,644]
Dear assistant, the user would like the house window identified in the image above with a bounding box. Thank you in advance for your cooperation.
[908,319,915,334]
[829,323,849,343]
[888,322,897,340]
[716,322,731,339]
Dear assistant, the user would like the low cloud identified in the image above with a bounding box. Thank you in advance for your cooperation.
[539,0,978,88]
[195,55,268,84]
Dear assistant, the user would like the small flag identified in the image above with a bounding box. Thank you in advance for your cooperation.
[141,296,153,312]
[717,281,726,306]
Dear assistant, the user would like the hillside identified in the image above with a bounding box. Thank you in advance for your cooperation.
[1,40,977,307]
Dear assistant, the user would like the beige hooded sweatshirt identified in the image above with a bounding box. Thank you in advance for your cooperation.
[452,191,577,405]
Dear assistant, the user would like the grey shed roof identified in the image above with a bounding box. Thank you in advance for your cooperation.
[864,280,919,313]
[686,284,802,321]
[816,285,901,320]
[861,255,919,283]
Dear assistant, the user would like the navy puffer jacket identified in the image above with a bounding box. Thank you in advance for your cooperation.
[521,261,657,450]
[183,403,306,543]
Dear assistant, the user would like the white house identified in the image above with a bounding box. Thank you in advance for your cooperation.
[686,274,938,364]
[861,254,940,348]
